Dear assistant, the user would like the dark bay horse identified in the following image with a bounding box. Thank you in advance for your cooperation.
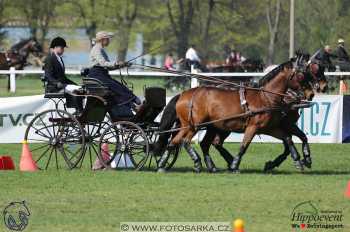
[198,57,329,173]
[0,38,43,70]
[156,60,309,173]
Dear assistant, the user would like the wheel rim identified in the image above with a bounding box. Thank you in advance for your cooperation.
[24,109,85,170]
[143,130,180,171]
[77,119,111,169]
[99,121,149,170]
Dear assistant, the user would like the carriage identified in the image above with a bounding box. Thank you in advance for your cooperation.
[23,69,179,171]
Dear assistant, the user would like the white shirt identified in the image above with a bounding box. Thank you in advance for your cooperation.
[54,53,64,69]
[185,48,201,62]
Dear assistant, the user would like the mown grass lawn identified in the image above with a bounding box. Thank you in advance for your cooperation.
[0,143,350,232]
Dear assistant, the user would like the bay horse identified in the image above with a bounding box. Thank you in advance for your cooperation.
[0,38,44,70]
[155,59,308,173]
[198,54,329,173]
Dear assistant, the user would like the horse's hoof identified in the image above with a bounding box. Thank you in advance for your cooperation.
[208,167,217,173]
[231,169,240,174]
[302,158,312,169]
[263,161,275,172]
[193,162,202,173]
[294,160,304,171]
[157,168,166,173]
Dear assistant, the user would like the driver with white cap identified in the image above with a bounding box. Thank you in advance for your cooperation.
[334,38,350,63]
[89,31,141,120]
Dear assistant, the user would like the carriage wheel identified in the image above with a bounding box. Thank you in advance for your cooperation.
[76,115,112,169]
[143,132,180,171]
[24,109,85,170]
[98,121,149,170]
[161,144,180,170]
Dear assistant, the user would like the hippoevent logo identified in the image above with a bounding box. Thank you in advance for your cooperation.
[3,201,31,231]
[290,201,343,230]
[0,113,42,127]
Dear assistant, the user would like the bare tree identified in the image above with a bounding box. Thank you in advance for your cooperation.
[66,0,98,44]
[104,0,139,61]
[266,0,281,65]
[0,0,8,45]
[166,0,195,58]
[201,0,215,59]
[22,0,58,44]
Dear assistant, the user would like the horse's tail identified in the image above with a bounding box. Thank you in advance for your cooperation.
[152,94,180,155]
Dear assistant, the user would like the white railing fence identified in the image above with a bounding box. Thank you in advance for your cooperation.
[0,66,349,93]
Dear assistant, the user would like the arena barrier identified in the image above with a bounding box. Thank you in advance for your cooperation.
[0,94,349,143]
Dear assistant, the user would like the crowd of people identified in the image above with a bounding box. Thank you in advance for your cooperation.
[163,45,247,71]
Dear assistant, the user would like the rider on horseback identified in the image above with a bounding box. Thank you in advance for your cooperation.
[89,31,141,120]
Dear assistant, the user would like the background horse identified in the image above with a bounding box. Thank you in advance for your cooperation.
[0,38,44,70]
[156,59,308,173]
[206,58,265,73]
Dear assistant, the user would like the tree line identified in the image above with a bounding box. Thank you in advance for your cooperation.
[0,0,349,64]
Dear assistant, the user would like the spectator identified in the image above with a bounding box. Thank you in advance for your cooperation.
[185,44,201,70]
[226,50,245,66]
[310,45,336,71]
[164,53,175,70]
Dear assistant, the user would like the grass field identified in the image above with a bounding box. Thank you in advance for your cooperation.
[1,143,350,232]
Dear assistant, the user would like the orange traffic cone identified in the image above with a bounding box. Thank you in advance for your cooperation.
[339,80,348,95]
[233,219,245,232]
[19,140,38,171]
[0,156,15,170]
[345,181,350,198]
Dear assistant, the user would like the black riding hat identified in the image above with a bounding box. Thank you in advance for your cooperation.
[50,37,67,48]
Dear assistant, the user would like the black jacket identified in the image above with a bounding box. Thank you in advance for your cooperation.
[310,49,336,69]
[43,52,76,88]
[334,45,350,62]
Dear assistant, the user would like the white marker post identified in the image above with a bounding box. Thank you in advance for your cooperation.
[9,67,16,93]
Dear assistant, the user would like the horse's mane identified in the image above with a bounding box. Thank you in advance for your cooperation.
[258,60,293,86]
[11,38,34,51]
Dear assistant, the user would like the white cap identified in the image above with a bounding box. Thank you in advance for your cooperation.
[95,31,114,41]
[338,38,345,44]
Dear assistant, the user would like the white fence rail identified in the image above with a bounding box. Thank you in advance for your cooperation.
[0,67,348,93]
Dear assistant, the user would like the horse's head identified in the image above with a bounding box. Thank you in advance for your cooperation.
[282,57,307,91]
[28,38,44,56]
[293,50,328,93]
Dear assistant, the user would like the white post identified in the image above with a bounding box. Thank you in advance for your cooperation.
[289,0,295,58]
[190,65,198,88]
[9,67,16,93]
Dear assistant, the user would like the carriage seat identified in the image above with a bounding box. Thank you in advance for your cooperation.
[80,68,113,97]
[82,77,112,97]
[133,87,166,124]
[41,75,66,99]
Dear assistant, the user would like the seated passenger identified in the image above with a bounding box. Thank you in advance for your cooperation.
[43,37,80,93]
[89,31,141,119]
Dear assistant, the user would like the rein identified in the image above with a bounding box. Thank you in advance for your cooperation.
[156,106,284,134]
[134,64,297,99]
